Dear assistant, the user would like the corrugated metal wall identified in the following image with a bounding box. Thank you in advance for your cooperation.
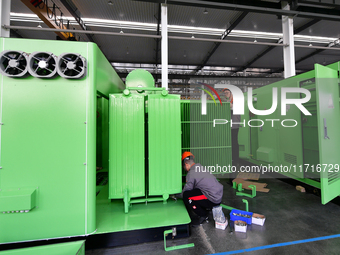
[109,94,145,199]
[181,101,232,173]
[148,94,182,196]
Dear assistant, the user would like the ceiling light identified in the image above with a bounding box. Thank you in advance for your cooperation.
[203,8,208,14]
[37,23,42,28]
[254,39,257,43]
[108,1,113,5]
[191,34,195,38]
[9,12,339,46]
[309,43,312,46]
[120,29,124,34]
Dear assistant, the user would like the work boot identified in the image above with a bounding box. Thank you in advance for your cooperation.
[191,216,209,227]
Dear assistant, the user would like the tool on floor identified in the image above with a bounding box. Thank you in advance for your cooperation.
[229,222,234,234]
[164,227,194,251]
[236,185,256,198]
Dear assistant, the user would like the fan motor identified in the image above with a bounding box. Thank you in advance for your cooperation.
[57,53,87,79]
[0,50,29,77]
[28,52,58,78]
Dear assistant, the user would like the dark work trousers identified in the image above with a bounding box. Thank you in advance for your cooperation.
[183,189,220,217]
[231,128,239,165]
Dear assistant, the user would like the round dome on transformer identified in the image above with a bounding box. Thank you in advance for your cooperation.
[125,69,155,89]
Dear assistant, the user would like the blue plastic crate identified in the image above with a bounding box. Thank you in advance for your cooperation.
[230,209,253,224]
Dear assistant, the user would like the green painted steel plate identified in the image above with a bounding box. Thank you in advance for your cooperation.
[95,185,190,233]
[0,240,85,255]
[109,94,145,199]
[148,94,182,196]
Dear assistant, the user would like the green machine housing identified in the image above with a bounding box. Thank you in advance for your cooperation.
[0,37,228,249]
[239,62,340,204]
[108,70,182,213]
[0,37,124,244]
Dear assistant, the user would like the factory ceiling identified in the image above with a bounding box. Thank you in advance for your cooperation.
[8,0,340,80]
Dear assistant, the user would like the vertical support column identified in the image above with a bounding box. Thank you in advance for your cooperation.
[161,4,168,90]
[281,1,295,78]
[0,0,10,37]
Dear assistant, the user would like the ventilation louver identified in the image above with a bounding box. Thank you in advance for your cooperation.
[57,53,86,79]
[28,52,57,78]
[0,50,29,77]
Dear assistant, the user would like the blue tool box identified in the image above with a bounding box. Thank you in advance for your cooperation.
[230,209,253,224]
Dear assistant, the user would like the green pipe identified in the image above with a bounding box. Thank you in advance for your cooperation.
[242,199,249,212]
[129,197,164,204]
[220,204,237,211]
[128,87,165,91]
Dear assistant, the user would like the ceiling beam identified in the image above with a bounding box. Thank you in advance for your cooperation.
[117,72,285,80]
[59,0,94,42]
[294,0,340,10]
[132,0,340,22]
[295,49,324,65]
[272,41,336,73]
[20,0,74,40]
[294,19,320,34]
[194,11,248,73]
[237,19,321,72]
[240,44,279,71]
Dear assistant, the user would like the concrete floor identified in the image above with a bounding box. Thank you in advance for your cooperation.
[86,176,340,255]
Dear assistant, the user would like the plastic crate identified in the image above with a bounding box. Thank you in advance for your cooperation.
[230,209,253,225]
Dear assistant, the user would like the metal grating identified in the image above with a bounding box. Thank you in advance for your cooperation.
[328,171,340,184]
[181,100,232,174]
[284,153,298,165]
[148,94,182,196]
[109,94,145,199]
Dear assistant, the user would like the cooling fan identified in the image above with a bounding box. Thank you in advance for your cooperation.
[57,53,86,79]
[0,50,29,77]
[28,52,57,78]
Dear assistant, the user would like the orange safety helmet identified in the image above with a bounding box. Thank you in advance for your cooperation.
[182,151,194,161]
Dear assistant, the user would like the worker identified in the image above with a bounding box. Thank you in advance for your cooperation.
[179,152,224,226]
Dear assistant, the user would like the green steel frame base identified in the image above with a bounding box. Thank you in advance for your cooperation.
[95,185,190,234]
[123,188,169,213]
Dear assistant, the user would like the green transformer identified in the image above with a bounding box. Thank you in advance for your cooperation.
[109,70,182,213]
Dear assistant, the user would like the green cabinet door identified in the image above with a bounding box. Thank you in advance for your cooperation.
[315,64,340,204]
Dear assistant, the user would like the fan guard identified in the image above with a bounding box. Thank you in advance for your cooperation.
[57,53,86,79]
[28,52,57,78]
[0,50,29,77]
